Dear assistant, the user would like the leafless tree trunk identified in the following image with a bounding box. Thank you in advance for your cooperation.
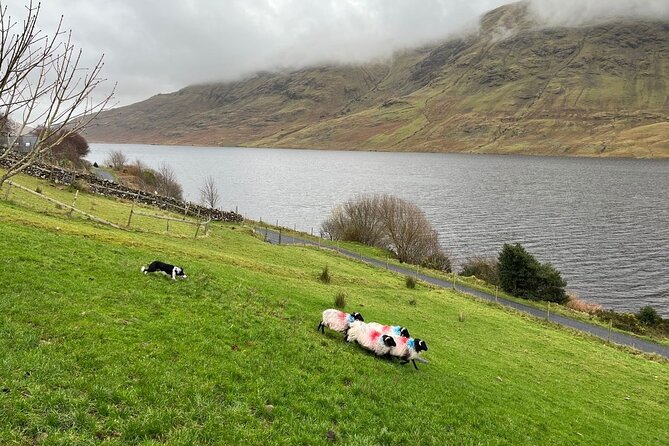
[199,175,220,209]
[0,1,114,186]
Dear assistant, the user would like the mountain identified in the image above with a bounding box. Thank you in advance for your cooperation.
[85,2,669,158]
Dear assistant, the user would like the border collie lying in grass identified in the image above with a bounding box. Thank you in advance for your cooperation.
[141,261,187,280]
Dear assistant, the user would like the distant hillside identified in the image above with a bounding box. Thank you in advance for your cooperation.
[86,2,669,158]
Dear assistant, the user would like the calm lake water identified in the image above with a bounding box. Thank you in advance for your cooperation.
[87,143,669,316]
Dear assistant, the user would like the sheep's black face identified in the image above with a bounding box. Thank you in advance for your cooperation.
[415,339,428,352]
[399,327,410,338]
[382,335,396,347]
[352,312,364,322]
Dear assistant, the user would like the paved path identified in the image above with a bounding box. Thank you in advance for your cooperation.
[258,227,669,359]
[91,167,115,182]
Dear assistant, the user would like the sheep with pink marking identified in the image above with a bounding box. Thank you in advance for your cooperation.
[388,335,429,369]
[365,322,410,338]
[345,321,397,356]
[317,309,364,337]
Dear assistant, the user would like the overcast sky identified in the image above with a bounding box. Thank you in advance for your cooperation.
[6,0,669,107]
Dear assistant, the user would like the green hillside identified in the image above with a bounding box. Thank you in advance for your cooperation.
[0,174,667,445]
[86,2,669,158]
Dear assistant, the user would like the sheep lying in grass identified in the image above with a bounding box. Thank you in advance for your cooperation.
[388,336,429,370]
[318,309,364,336]
[346,321,397,356]
[366,322,410,338]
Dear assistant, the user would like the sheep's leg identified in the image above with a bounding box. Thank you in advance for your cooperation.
[317,322,324,333]
[399,360,409,365]
[412,359,419,370]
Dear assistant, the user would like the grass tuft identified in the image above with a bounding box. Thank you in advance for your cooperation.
[405,275,417,289]
[334,290,347,309]
[319,265,331,284]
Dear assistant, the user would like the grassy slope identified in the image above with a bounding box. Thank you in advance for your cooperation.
[0,177,668,445]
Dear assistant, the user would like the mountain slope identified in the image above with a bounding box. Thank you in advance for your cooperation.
[86,2,669,158]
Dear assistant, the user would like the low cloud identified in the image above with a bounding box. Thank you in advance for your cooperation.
[5,1,668,107]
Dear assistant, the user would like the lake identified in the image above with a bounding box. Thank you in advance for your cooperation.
[87,143,669,316]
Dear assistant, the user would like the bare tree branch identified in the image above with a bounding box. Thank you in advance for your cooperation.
[0,1,115,186]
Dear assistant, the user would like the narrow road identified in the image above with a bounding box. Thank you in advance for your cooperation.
[258,227,669,360]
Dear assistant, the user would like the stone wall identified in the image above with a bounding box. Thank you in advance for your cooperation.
[1,155,243,222]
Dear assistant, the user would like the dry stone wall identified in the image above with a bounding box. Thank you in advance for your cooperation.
[1,155,243,222]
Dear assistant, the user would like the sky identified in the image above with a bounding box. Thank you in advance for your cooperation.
[5,0,669,107]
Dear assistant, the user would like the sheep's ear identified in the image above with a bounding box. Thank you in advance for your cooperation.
[419,340,428,351]
[400,327,410,338]
[382,335,396,347]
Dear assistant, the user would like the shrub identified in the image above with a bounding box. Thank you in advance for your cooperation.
[105,150,127,170]
[35,186,42,194]
[319,265,331,284]
[321,194,447,266]
[459,256,498,285]
[498,243,567,303]
[408,298,417,306]
[565,294,602,315]
[334,290,347,309]
[405,275,416,289]
[637,306,661,326]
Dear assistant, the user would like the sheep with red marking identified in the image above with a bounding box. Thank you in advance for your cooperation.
[388,336,429,369]
[317,309,364,336]
[346,321,397,356]
[366,322,410,338]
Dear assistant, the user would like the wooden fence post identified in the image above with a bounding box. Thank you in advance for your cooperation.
[127,194,138,227]
[68,190,79,217]
[607,319,613,342]
[194,222,201,239]
[4,181,12,200]
[452,271,456,289]
[278,228,282,245]
[546,302,551,320]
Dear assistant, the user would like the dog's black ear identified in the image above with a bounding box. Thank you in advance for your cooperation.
[382,335,396,347]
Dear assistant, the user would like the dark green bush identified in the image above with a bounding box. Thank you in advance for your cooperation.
[498,243,567,303]
[637,306,661,326]
[405,275,417,289]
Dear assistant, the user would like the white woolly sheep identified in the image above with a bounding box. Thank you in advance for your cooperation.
[366,322,410,338]
[388,336,429,370]
[346,321,397,356]
[318,309,364,336]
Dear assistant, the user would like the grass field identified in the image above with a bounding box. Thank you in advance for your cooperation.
[0,175,668,445]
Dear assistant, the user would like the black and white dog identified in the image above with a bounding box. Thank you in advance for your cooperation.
[141,260,187,280]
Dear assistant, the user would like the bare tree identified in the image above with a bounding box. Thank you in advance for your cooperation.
[105,149,127,170]
[199,175,220,209]
[321,193,450,267]
[155,163,183,200]
[0,1,114,186]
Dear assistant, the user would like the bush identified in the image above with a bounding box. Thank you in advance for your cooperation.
[565,294,602,315]
[334,290,347,309]
[459,256,498,285]
[637,306,661,326]
[498,243,567,303]
[321,194,448,266]
[319,266,331,284]
[405,275,417,289]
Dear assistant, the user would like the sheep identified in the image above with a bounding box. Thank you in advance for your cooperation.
[366,322,410,338]
[346,321,397,356]
[388,336,429,370]
[317,309,364,337]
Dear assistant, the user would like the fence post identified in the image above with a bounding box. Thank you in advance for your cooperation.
[204,220,210,235]
[194,222,201,239]
[4,181,12,200]
[166,217,170,232]
[68,190,79,217]
[127,194,138,227]
[495,285,498,303]
[452,271,456,289]
[278,228,282,245]
[546,302,551,320]
[607,319,613,342]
